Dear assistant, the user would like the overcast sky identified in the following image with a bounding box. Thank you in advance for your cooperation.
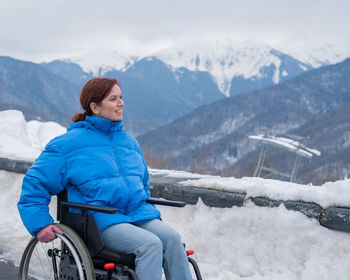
[0,0,349,62]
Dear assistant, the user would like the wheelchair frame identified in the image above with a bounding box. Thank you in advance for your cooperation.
[18,191,202,280]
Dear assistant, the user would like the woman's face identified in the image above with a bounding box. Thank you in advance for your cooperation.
[91,84,124,122]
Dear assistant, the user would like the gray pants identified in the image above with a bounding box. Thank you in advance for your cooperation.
[101,219,193,280]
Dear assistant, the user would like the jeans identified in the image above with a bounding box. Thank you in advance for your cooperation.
[101,219,193,280]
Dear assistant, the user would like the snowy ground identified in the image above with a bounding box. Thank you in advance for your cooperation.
[1,110,350,279]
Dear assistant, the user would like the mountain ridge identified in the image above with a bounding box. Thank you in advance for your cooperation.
[0,56,80,125]
[57,40,337,96]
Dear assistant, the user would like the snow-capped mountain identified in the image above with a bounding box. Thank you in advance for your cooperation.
[59,39,345,97]
[65,48,138,75]
[154,40,309,96]
[276,43,348,68]
[36,39,348,135]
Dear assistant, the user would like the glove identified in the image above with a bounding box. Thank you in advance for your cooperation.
[36,224,64,243]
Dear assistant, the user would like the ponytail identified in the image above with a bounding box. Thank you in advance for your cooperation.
[72,112,86,122]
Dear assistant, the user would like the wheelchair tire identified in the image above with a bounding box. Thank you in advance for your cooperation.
[18,223,96,280]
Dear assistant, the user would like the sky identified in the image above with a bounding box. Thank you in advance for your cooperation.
[0,0,349,62]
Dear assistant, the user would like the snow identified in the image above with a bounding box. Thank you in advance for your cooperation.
[275,42,348,68]
[281,70,288,77]
[0,110,65,161]
[2,168,350,279]
[59,38,334,97]
[183,176,350,209]
[248,135,321,158]
[149,168,350,208]
[160,201,350,280]
[154,39,284,96]
[275,137,321,157]
[2,109,350,279]
[55,39,349,100]
[63,47,138,75]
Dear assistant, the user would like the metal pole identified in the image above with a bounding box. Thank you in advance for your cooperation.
[290,155,301,182]
[254,144,266,177]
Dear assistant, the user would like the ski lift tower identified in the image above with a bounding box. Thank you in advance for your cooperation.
[249,133,321,182]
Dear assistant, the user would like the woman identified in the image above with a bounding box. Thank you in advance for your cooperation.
[17,77,193,280]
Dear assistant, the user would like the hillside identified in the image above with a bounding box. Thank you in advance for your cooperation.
[0,56,80,125]
[138,58,350,184]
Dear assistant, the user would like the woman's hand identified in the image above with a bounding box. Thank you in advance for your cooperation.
[36,225,64,243]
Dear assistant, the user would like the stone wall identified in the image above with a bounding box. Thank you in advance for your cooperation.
[2,157,349,234]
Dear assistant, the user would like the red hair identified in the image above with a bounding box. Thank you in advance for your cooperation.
[72,77,121,122]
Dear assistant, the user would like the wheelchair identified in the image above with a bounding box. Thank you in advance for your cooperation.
[18,190,202,280]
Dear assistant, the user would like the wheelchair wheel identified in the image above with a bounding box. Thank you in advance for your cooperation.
[18,223,95,280]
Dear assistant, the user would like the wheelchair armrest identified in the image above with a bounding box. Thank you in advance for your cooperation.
[146,198,186,208]
[60,201,118,214]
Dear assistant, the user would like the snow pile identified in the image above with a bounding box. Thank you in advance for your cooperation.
[160,201,350,280]
[2,110,350,279]
[0,110,65,161]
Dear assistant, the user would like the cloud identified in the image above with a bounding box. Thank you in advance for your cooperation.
[0,0,349,61]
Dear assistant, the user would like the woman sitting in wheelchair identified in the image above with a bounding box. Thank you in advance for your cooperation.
[17,77,193,280]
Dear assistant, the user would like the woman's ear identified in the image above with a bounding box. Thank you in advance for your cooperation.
[90,102,99,115]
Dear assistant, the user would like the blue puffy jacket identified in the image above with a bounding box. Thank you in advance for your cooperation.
[17,116,161,236]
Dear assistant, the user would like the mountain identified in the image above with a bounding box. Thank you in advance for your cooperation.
[17,40,344,135]
[137,58,350,184]
[64,48,138,75]
[42,60,93,88]
[235,103,350,184]
[43,57,224,135]
[0,56,80,125]
[57,41,315,97]
[0,55,223,136]
[41,41,319,134]
[291,104,350,183]
[106,57,225,134]
[276,43,347,68]
[153,40,312,96]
